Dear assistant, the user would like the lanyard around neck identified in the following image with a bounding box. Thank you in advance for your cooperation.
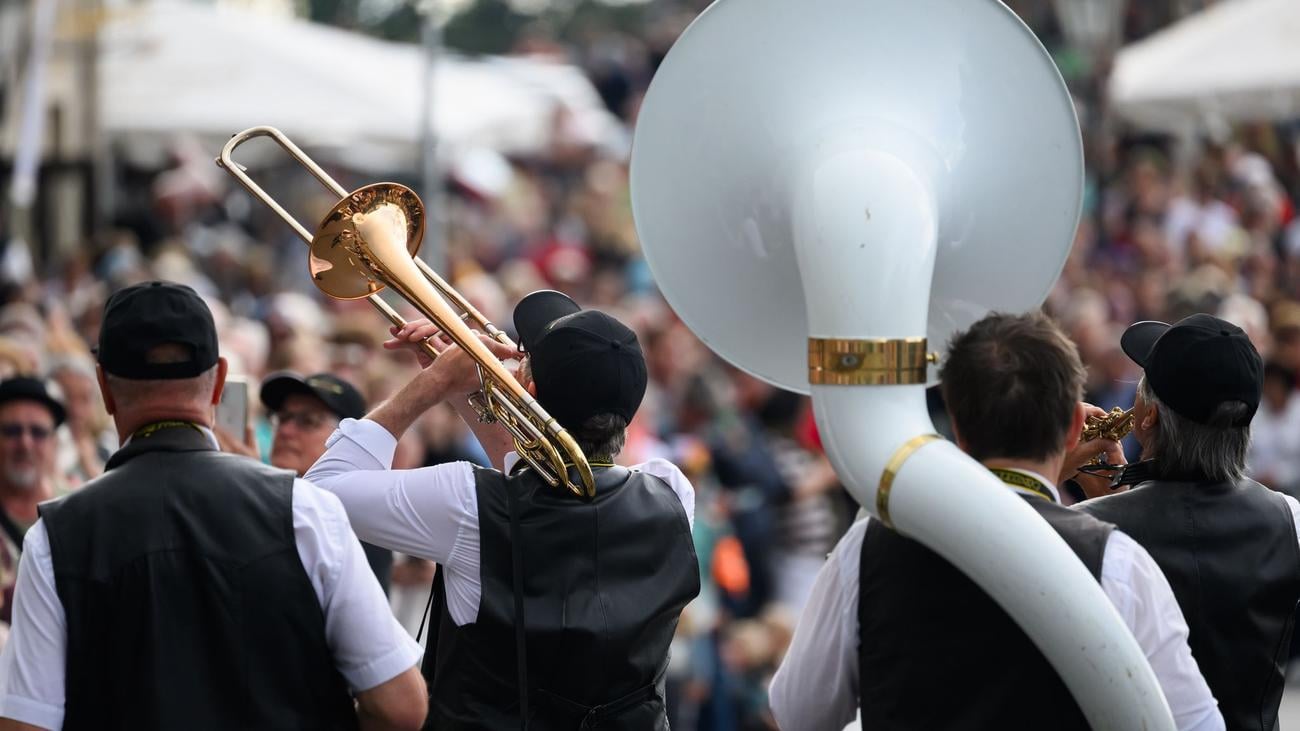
[988,468,1056,504]
[131,420,203,440]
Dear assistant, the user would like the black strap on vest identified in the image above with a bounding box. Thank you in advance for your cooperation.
[411,485,532,731]
[507,474,530,730]
[415,567,438,645]
[534,662,666,729]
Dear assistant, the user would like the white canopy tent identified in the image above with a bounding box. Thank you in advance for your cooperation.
[1108,0,1300,132]
[99,2,622,170]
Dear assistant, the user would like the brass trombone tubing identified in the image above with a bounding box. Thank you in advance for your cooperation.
[361,221,582,493]
[216,127,431,354]
[218,128,510,353]
[215,126,594,497]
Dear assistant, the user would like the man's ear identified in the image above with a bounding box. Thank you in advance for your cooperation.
[1065,402,1086,449]
[211,357,229,406]
[1142,404,1159,430]
[526,380,537,397]
[96,365,116,416]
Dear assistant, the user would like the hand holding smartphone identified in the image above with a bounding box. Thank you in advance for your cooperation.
[216,377,259,458]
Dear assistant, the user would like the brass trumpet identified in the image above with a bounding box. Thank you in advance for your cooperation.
[216,126,595,498]
[1081,406,1134,464]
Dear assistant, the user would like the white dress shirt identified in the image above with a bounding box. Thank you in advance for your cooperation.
[769,471,1225,731]
[305,418,696,626]
[0,434,423,730]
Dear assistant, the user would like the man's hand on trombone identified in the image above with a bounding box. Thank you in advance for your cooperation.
[383,319,519,392]
[381,318,522,471]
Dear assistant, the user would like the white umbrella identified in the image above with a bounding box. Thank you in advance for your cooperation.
[1109,0,1300,131]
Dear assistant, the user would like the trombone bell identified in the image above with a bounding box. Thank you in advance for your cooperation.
[216,126,595,498]
[310,183,425,300]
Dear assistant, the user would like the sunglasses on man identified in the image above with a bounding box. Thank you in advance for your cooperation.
[0,423,53,442]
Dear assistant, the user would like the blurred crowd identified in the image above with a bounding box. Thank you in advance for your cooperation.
[2,4,1300,730]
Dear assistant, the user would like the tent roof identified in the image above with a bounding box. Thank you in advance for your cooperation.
[1108,0,1300,131]
[100,2,620,169]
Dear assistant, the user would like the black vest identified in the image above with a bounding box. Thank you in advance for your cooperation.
[423,464,700,730]
[1079,477,1300,731]
[38,424,358,731]
[858,493,1113,730]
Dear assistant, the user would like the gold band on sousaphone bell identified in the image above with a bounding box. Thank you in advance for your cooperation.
[216,126,595,498]
[808,337,939,385]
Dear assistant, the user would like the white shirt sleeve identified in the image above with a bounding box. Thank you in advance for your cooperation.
[1100,530,1225,731]
[635,458,696,530]
[0,520,66,730]
[306,418,482,626]
[292,479,424,691]
[769,518,865,731]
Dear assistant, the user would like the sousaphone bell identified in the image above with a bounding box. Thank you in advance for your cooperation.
[630,0,1173,727]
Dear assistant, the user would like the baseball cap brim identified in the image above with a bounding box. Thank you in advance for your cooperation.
[1120,321,1171,368]
[261,372,367,420]
[260,373,319,412]
[514,290,581,350]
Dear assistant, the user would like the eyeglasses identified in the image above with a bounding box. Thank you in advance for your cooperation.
[0,423,53,442]
[271,410,337,431]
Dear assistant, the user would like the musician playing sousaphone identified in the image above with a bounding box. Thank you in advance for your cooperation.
[306,290,700,730]
[1078,314,1300,731]
[770,312,1222,730]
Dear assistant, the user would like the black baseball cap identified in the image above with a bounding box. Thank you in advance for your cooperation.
[260,372,367,421]
[1121,313,1263,426]
[97,282,219,380]
[0,377,66,426]
[513,290,647,431]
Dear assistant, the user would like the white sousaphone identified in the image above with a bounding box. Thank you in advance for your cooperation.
[630,0,1174,728]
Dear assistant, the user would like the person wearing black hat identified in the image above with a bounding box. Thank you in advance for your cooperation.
[0,282,426,731]
[0,377,67,625]
[1078,313,1300,731]
[258,371,393,593]
[306,290,701,730]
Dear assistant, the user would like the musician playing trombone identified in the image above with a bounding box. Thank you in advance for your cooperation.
[305,290,700,730]
[769,311,1223,730]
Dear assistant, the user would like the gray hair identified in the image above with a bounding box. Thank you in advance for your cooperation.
[571,413,628,464]
[519,358,628,464]
[104,364,219,409]
[1137,376,1251,483]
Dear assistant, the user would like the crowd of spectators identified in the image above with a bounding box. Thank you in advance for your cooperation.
[1,4,1299,729]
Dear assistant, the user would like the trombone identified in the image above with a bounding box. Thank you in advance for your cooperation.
[216,126,595,498]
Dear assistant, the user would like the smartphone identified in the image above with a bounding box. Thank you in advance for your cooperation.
[216,377,249,437]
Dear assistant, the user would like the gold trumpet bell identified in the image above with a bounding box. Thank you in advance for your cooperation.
[309,183,426,300]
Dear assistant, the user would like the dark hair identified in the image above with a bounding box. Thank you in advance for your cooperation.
[939,311,1086,462]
